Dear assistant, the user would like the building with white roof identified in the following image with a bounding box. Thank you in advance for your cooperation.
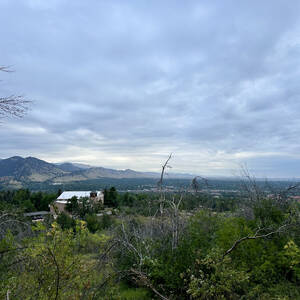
[50,190,104,216]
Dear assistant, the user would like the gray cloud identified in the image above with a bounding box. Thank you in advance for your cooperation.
[1,0,300,176]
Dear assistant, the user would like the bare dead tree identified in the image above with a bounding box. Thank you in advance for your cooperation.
[0,66,31,119]
[156,155,193,250]
[157,153,172,215]
[238,166,300,221]
[239,166,266,206]
[168,194,183,250]
[236,166,273,220]
[106,155,191,297]
[275,182,300,206]
[157,153,172,191]
[112,219,170,300]
[155,154,188,249]
[191,176,208,193]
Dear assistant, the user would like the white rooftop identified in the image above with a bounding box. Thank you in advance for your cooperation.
[57,191,103,201]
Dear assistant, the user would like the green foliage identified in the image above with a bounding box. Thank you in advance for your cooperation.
[0,189,57,212]
[144,211,222,293]
[1,185,299,299]
[65,196,96,218]
[104,186,119,207]
[56,212,115,234]
[117,285,150,300]
[113,200,300,299]
[0,221,103,299]
[65,196,80,214]
[186,249,249,299]
[122,192,137,207]
[254,198,285,226]
[85,213,100,233]
[56,212,76,230]
[23,199,35,212]
[282,240,300,281]
[99,214,114,229]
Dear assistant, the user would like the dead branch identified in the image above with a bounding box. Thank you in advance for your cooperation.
[276,182,300,205]
[130,268,169,300]
[0,66,31,119]
[239,166,265,205]
[0,96,31,118]
[222,223,289,259]
[157,154,172,214]
[157,153,172,190]
[115,221,145,269]
[0,66,13,72]
[191,176,208,193]
[167,194,184,250]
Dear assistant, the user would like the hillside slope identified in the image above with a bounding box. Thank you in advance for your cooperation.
[0,156,66,182]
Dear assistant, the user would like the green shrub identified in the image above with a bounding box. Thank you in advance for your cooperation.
[56,212,76,230]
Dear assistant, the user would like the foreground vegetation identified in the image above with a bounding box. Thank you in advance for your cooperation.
[0,178,300,299]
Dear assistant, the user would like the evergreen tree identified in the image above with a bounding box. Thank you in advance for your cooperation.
[108,187,118,207]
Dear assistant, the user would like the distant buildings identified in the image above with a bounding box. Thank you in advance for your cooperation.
[50,191,104,216]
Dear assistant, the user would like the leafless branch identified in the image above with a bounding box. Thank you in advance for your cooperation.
[0,65,31,119]
[157,153,172,190]
[0,95,31,118]
[130,268,169,300]
[222,223,289,259]
[239,166,265,205]
[191,176,208,193]
[0,66,14,72]
[157,154,172,214]
[276,182,300,205]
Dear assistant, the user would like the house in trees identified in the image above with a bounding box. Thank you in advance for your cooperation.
[50,191,104,216]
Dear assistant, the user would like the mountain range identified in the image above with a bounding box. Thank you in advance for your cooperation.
[0,156,195,186]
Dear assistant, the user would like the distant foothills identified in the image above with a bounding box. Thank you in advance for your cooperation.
[0,156,195,188]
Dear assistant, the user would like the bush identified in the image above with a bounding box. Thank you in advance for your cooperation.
[85,214,114,233]
[85,214,100,233]
[56,212,75,230]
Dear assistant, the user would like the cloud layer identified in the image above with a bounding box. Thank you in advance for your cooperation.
[1,0,300,177]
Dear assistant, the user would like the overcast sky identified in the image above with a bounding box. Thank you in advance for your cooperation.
[1,0,300,177]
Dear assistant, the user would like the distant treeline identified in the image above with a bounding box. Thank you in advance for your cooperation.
[1,177,298,193]
[0,189,57,212]
[0,186,239,216]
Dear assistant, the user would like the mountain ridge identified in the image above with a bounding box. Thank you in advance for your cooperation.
[0,156,66,182]
[0,156,195,186]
